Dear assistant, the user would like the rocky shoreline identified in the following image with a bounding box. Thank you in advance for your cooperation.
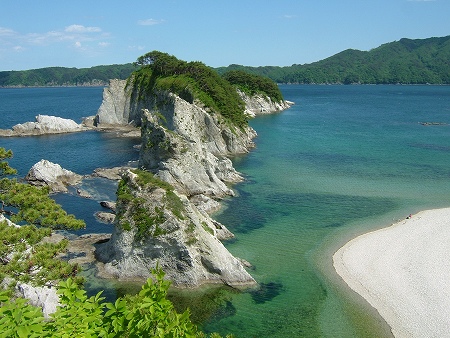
[4,78,292,291]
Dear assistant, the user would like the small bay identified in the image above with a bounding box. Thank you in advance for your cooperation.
[1,85,450,337]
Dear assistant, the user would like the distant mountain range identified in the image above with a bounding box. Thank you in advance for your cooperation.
[0,64,135,87]
[216,35,450,84]
[1,36,449,87]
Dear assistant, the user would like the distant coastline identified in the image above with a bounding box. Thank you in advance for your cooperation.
[1,35,449,87]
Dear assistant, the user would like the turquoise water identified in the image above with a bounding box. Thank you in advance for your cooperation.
[202,85,450,337]
[1,85,450,336]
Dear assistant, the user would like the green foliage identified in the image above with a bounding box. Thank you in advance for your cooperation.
[0,64,135,87]
[115,170,186,240]
[0,178,85,230]
[201,222,214,236]
[0,149,17,177]
[216,36,450,84]
[0,221,81,286]
[0,268,224,337]
[0,291,45,338]
[130,51,249,128]
[222,70,283,103]
[132,169,185,221]
[0,147,85,286]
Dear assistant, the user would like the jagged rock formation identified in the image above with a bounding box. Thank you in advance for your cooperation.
[95,78,292,287]
[0,115,86,137]
[96,169,253,287]
[95,79,133,126]
[15,282,60,318]
[238,89,294,117]
[25,159,83,193]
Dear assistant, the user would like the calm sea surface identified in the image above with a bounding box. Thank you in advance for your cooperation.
[1,85,450,337]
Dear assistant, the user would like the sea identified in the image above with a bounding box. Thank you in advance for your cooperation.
[1,84,450,337]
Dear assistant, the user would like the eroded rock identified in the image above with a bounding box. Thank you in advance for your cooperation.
[26,159,82,193]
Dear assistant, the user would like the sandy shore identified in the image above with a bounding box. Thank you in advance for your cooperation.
[333,208,450,338]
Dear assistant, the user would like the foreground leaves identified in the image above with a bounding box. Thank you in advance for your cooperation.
[0,267,227,338]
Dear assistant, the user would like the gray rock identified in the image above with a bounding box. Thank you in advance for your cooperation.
[15,282,59,318]
[93,78,293,288]
[92,166,128,180]
[96,170,255,287]
[25,159,82,193]
[0,115,86,137]
[95,79,131,125]
[95,211,115,223]
[238,89,294,117]
[100,201,116,212]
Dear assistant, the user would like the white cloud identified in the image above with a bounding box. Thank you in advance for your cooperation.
[128,45,146,51]
[0,27,16,36]
[138,18,165,26]
[65,24,102,33]
[0,24,110,61]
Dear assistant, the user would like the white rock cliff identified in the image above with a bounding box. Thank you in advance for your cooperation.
[95,79,292,287]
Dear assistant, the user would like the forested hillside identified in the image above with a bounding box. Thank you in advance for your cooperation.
[0,64,135,87]
[217,36,450,84]
[1,36,449,86]
[131,51,282,127]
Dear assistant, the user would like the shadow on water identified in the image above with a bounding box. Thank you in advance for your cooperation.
[249,281,284,304]
[216,186,398,235]
[170,286,239,325]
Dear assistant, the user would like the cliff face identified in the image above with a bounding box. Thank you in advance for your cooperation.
[95,79,291,287]
[96,169,254,287]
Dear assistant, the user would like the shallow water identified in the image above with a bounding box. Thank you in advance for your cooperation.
[1,85,450,337]
[202,85,450,337]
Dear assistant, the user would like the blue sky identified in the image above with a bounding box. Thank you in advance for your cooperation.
[1,0,449,71]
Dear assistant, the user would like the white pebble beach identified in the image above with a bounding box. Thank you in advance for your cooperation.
[333,208,450,338]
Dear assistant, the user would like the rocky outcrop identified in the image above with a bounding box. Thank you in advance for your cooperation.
[238,89,294,117]
[15,282,60,318]
[95,170,255,287]
[95,79,137,126]
[0,115,86,137]
[94,78,292,288]
[25,159,82,193]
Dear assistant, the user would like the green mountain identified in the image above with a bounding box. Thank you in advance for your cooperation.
[1,36,449,86]
[0,64,135,87]
[216,36,450,84]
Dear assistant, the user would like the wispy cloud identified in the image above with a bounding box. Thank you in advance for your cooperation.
[0,24,110,57]
[128,45,146,51]
[407,0,436,2]
[65,24,102,33]
[0,27,16,36]
[283,14,297,19]
[1,24,107,46]
[138,18,165,26]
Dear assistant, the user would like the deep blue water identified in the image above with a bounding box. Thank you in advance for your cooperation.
[1,85,450,337]
[0,87,140,235]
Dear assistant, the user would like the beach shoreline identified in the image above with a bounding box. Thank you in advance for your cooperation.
[333,208,450,338]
